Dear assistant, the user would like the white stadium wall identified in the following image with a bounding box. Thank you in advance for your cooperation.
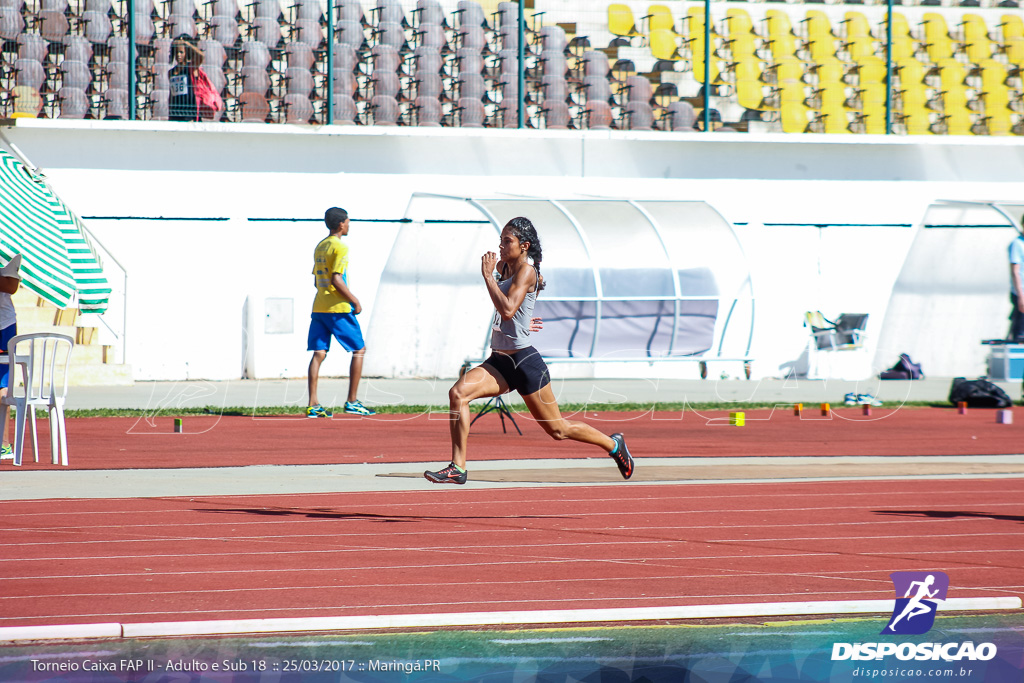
[3,118,1024,382]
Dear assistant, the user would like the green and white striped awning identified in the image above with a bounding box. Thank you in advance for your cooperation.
[0,149,110,313]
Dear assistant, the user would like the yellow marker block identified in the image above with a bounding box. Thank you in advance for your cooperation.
[821,403,831,416]
[794,403,803,416]
[729,411,745,426]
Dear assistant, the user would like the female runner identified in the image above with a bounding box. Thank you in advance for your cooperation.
[425,217,635,485]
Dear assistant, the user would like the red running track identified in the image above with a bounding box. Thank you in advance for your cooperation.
[2,406,1023,470]
[1,479,1022,628]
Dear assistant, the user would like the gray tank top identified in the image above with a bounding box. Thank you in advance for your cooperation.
[489,264,539,351]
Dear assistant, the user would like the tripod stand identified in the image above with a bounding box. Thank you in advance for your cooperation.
[470,395,522,435]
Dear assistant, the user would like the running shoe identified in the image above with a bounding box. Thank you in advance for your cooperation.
[857,393,883,407]
[609,433,634,480]
[306,404,332,418]
[424,462,468,485]
[344,400,376,416]
[0,443,11,460]
[843,392,858,406]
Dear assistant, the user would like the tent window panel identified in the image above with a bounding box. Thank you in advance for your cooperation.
[670,300,719,357]
[533,300,596,358]
[599,267,674,298]
[591,300,675,359]
[542,267,597,299]
[678,267,719,297]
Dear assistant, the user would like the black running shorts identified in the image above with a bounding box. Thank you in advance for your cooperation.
[483,346,551,396]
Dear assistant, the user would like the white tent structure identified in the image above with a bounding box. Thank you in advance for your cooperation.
[874,201,1024,378]
[365,194,755,379]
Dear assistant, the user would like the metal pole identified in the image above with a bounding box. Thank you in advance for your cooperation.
[128,0,136,120]
[517,0,524,129]
[885,0,893,134]
[703,0,710,133]
[326,0,334,124]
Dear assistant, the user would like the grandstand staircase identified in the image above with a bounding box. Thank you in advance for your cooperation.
[11,288,132,386]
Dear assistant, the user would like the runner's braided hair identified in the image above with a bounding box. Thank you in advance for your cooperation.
[505,216,545,291]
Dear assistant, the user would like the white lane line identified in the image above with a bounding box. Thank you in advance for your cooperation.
[1,597,1018,642]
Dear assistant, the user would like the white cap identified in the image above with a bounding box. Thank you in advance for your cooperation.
[1,254,22,280]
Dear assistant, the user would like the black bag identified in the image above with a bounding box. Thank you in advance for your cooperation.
[880,353,925,380]
[949,377,1013,408]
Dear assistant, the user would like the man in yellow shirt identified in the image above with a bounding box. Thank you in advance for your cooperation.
[306,207,375,417]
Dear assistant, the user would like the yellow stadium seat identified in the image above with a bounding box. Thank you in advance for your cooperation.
[937,59,967,89]
[981,82,1011,109]
[811,57,846,86]
[647,5,679,34]
[803,10,834,40]
[886,12,913,40]
[817,105,850,134]
[889,37,917,62]
[857,81,887,108]
[854,108,887,134]
[765,10,794,38]
[649,28,680,60]
[941,109,974,135]
[1004,37,1024,64]
[609,3,641,37]
[922,13,954,62]
[984,107,1014,135]
[842,11,872,39]
[763,82,806,111]
[726,34,759,60]
[686,8,717,37]
[767,34,798,60]
[896,58,927,88]
[854,57,887,83]
[813,81,847,109]
[691,51,721,83]
[731,55,765,83]
[898,81,930,110]
[1001,15,1024,41]
[781,100,812,132]
[979,60,1008,89]
[806,38,837,63]
[899,107,933,135]
[769,56,805,84]
[845,36,878,61]
[735,79,766,109]
[725,8,755,38]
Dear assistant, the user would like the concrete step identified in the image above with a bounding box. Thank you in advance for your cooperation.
[67,363,134,387]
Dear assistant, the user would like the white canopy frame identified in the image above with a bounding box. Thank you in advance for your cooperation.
[366,194,756,379]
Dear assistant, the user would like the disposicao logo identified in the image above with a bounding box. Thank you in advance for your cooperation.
[882,571,949,635]
[831,571,998,663]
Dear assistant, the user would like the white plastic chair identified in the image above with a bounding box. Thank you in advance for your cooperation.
[1,333,74,467]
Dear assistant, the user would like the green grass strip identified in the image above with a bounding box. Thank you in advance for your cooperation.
[60,401,949,419]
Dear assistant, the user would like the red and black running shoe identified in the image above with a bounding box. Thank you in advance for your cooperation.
[424,463,468,485]
[608,433,634,480]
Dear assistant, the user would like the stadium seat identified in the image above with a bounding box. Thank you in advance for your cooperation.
[780,100,811,133]
[412,70,442,98]
[983,106,1014,135]
[285,42,315,70]
[457,46,485,74]
[39,10,69,42]
[811,57,845,86]
[57,86,89,118]
[336,20,367,52]
[284,66,314,96]
[456,96,485,126]
[584,100,613,129]
[608,3,641,39]
[624,100,654,130]
[332,94,358,123]
[82,10,112,44]
[103,87,128,119]
[16,33,47,63]
[816,105,850,134]
[374,0,407,27]
[240,91,270,121]
[240,65,271,95]
[374,21,407,52]
[724,8,754,38]
[415,22,447,51]
[250,17,283,47]
[542,99,571,129]
[665,100,696,130]
[284,93,314,123]
[60,59,91,90]
[922,13,954,62]
[371,70,400,98]
[649,28,679,61]
[580,51,610,78]
[940,108,974,135]
[15,59,45,90]
[735,79,765,110]
[624,75,653,103]
[292,19,323,49]
[0,7,24,41]
[898,107,933,135]
[412,94,442,125]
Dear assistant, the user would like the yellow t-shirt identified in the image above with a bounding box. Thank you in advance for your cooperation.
[312,235,352,314]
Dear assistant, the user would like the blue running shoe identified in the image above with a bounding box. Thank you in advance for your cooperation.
[306,404,332,418]
[344,400,376,416]
[843,392,858,406]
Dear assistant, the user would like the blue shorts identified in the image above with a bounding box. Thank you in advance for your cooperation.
[307,312,365,353]
[0,323,15,389]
